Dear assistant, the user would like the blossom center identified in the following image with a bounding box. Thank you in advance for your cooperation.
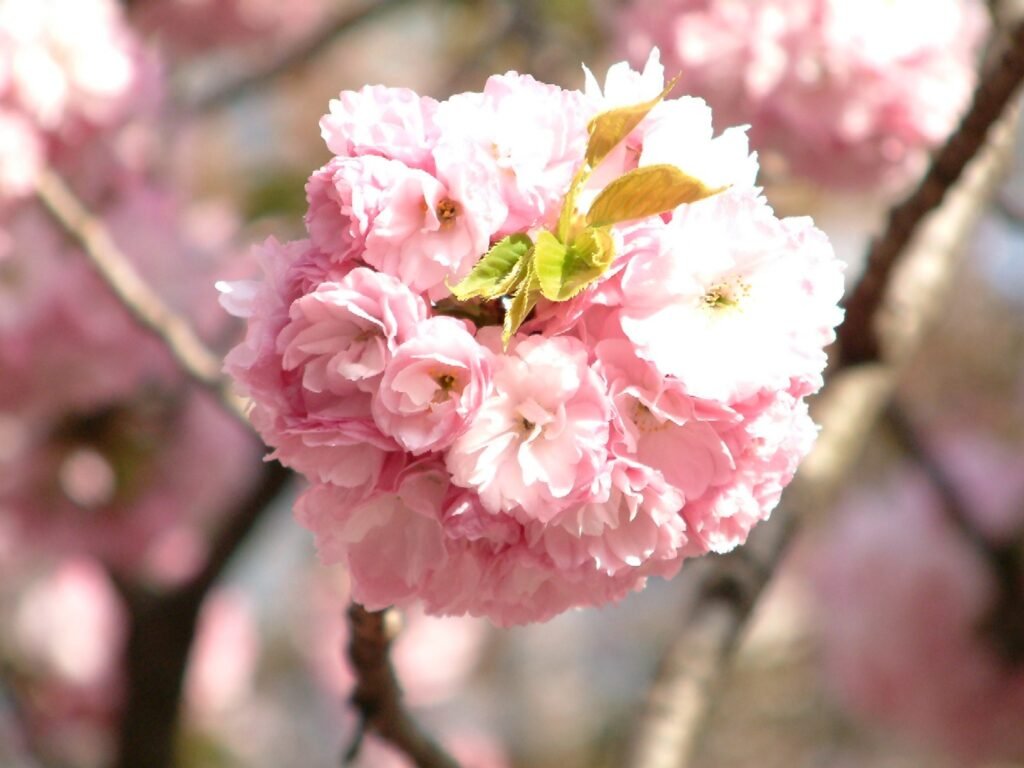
[432,372,459,403]
[436,197,459,229]
[632,400,668,433]
[701,279,750,312]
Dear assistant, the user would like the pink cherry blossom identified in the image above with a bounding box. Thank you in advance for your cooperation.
[223,253,418,485]
[226,53,844,624]
[360,160,501,300]
[296,465,693,625]
[320,85,440,171]
[616,189,844,402]
[295,465,451,610]
[582,49,759,197]
[278,267,427,395]
[446,334,612,523]
[539,460,694,577]
[683,391,818,553]
[595,338,734,501]
[305,155,502,298]
[434,72,589,234]
[373,316,493,455]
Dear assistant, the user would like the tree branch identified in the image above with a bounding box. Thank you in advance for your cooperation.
[882,403,991,552]
[883,403,1024,665]
[113,459,292,768]
[626,78,1019,768]
[186,0,416,114]
[838,18,1024,364]
[30,168,296,768]
[32,169,250,427]
[345,605,462,768]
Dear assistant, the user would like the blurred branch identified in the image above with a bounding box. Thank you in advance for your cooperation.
[626,80,1019,768]
[345,605,462,768]
[114,459,292,768]
[0,673,52,768]
[838,17,1024,364]
[432,0,544,98]
[32,164,295,768]
[186,0,416,114]
[884,403,1024,665]
[32,169,249,427]
[882,403,990,552]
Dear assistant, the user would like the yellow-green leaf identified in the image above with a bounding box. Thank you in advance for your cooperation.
[586,164,726,228]
[534,227,615,302]
[449,234,533,301]
[584,76,678,169]
[502,261,541,345]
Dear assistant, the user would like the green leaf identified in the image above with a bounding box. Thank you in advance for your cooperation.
[449,234,533,301]
[534,227,615,301]
[586,164,726,228]
[502,261,541,345]
[584,76,678,169]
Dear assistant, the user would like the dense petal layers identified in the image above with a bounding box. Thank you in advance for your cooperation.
[223,52,844,624]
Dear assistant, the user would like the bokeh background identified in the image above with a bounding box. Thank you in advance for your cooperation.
[2,1,1023,767]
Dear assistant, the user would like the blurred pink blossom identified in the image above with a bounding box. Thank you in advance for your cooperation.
[185,589,260,719]
[619,0,988,189]
[0,0,152,198]
[814,447,1024,764]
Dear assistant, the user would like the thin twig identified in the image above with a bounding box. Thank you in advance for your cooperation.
[883,403,1024,665]
[345,605,462,768]
[839,18,1024,364]
[883,403,991,553]
[33,169,249,426]
[187,0,416,114]
[626,81,1019,768]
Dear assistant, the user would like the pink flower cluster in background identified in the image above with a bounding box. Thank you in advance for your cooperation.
[814,437,1024,764]
[0,0,150,198]
[619,0,988,190]
[221,52,844,625]
[1,189,259,583]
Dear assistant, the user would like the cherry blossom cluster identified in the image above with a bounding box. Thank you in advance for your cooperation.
[814,438,1024,764]
[221,51,844,625]
[619,0,988,190]
[0,0,151,198]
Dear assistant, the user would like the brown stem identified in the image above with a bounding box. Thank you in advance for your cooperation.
[838,18,1024,365]
[32,170,249,427]
[113,587,204,768]
[345,605,462,768]
[186,0,416,113]
[113,460,291,768]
